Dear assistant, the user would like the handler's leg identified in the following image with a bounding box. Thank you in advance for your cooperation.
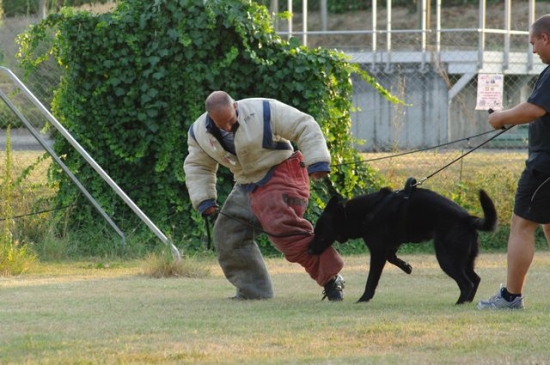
[214,186,273,299]
[543,223,550,246]
[506,214,537,294]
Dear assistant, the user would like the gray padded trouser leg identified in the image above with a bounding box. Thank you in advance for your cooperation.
[214,185,274,299]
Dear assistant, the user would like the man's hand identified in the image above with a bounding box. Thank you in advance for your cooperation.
[310,171,329,181]
[203,206,219,217]
[488,111,505,130]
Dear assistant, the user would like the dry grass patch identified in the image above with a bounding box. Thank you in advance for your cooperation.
[142,252,212,278]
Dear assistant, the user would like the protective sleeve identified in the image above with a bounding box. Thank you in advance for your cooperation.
[268,99,331,167]
[183,124,220,210]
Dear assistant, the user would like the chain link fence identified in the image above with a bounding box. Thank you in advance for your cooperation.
[273,2,538,200]
[0,3,543,244]
[1,14,65,247]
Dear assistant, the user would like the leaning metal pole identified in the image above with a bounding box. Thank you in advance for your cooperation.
[0,88,126,245]
[0,66,181,261]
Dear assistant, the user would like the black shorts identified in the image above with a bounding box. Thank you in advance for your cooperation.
[514,168,550,224]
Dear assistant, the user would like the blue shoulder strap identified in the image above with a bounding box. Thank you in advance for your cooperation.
[261,100,292,150]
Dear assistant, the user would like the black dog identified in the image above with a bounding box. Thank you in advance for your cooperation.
[308,184,497,304]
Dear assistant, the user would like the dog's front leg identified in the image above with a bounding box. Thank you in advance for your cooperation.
[357,249,387,303]
[387,250,412,274]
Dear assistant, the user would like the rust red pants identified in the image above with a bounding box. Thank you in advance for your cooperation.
[249,151,344,286]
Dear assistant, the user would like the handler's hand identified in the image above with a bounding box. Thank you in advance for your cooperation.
[203,206,219,217]
[310,171,329,180]
[488,112,504,130]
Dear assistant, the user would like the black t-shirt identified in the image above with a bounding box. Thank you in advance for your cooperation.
[526,65,550,175]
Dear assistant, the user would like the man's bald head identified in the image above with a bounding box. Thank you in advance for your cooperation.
[205,91,234,114]
[205,91,238,132]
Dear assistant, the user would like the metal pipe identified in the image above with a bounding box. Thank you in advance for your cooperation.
[372,0,377,52]
[385,0,392,72]
[0,66,181,261]
[421,0,427,70]
[504,0,511,71]
[478,0,486,70]
[287,0,293,39]
[271,0,279,31]
[436,0,441,55]
[372,0,377,70]
[321,0,327,31]
[302,0,307,46]
[528,0,535,70]
[0,88,126,245]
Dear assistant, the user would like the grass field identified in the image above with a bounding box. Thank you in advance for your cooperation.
[1,253,550,364]
[2,149,550,364]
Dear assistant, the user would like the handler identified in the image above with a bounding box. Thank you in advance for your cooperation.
[184,91,345,301]
[477,14,550,310]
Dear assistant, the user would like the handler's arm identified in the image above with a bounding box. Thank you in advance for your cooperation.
[489,102,547,130]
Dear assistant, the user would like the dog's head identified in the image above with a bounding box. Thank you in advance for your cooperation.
[308,195,348,255]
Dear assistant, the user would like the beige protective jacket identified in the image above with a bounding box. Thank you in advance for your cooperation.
[184,98,331,210]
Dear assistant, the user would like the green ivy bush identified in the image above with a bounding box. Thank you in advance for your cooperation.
[17,0,402,255]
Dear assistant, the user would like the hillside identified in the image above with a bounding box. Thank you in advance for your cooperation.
[285,2,546,49]
[1,1,546,63]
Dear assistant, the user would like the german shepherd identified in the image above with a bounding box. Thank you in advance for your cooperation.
[308,185,497,304]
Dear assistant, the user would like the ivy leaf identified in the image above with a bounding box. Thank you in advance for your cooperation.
[148,56,160,66]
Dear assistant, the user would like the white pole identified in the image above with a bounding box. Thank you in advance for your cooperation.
[436,0,441,54]
[372,0,377,52]
[421,0,427,69]
[287,0,293,39]
[372,0,377,70]
[386,0,391,52]
[303,0,307,46]
[504,0,511,71]
[271,0,279,30]
[321,0,327,31]
[478,0,486,70]
[386,0,392,71]
[528,0,535,70]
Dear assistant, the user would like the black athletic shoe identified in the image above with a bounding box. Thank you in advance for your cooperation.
[322,274,345,301]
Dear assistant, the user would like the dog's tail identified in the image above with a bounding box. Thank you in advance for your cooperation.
[471,189,498,232]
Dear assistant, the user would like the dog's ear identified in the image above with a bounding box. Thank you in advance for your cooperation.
[380,187,393,194]
[325,195,344,212]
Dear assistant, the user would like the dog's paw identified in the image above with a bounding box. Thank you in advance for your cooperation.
[395,261,412,274]
[356,296,372,303]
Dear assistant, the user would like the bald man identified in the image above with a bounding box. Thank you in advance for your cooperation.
[184,91,345,301]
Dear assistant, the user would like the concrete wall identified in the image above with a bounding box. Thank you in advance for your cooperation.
[350,64,533,151]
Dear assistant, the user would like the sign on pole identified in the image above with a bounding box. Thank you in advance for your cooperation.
[475,74,504,111]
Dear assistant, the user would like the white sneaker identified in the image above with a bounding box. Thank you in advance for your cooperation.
[477,285,524,310]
